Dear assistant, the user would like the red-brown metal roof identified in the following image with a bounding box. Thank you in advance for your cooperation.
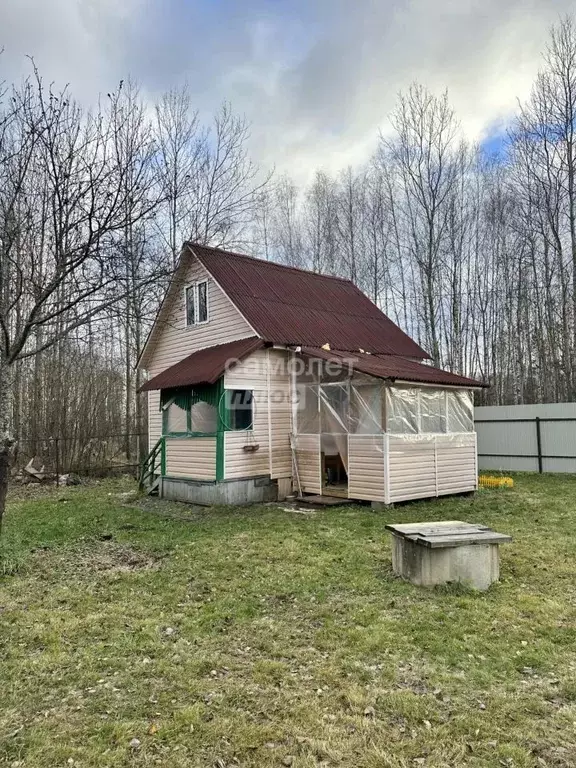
[301,347,487,388]
[141,338,484,392]
[189,243,430,359]
[140,337,264,391]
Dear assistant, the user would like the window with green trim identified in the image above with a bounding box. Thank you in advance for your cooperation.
[161,384,219,436]
[226,389,254,431]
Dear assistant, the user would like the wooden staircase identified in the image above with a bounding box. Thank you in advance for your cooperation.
[139,437,164,496]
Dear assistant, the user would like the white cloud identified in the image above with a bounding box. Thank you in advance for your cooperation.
[0,0,573,184]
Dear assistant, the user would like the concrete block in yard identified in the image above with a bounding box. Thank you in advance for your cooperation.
[385,520,512,591]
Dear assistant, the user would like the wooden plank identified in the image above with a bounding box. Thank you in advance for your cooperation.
[386,520,511,548]
[420,532,512,548]
[386,521,480,535]
[297,495,351,506]
[406,527,491,539]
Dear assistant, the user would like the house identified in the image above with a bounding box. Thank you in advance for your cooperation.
[138,242,485,505]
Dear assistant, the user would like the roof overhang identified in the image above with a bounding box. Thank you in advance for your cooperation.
[298,347,488,389]
[139,337,265,392]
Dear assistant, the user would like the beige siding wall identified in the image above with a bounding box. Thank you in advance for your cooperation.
[268,349,292,479]
[388,433,476,503]
[223,348,293,481]
[224,349,269,480]
[145,255,255,451]
[294,434,322,494]
[224,347,268,389]
[224,389,270,479]
[348,435,386,502]
[165,437,216,480]
[436,434,477,495]
[148,390,162,447]
[388,436,436,502]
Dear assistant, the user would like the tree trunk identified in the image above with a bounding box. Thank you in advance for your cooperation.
[0,358,15,537]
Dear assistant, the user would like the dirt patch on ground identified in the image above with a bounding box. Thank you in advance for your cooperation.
[30,541,164,577]
[83,542,162,573]
[130,495,211,521]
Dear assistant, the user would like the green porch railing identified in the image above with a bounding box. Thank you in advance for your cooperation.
[139,437,165,490]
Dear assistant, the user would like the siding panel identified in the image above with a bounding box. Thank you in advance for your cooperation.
[388,434,477,502]
[146,258,254,377]
[225,348,268,390]
[348,435,386,501]
[224,379,270,480]
[148,390,162,449]
[436,434,477,495]
[268,349,292,479]
[294,434,321,494]
[388,436,437,503]
[223,349,293,481]
[165,437,216,480]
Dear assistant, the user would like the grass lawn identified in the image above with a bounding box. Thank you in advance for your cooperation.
[1,476,576,767]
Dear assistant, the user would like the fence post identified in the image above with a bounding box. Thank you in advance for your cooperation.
[535,417,543,473]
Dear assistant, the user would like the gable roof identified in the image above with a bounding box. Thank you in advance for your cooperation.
[189,243,430,359]
[141,337,264,392]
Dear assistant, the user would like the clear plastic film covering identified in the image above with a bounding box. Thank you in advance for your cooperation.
[350,383,383,434]
[386,385,474,435]
[420,389,446,433]
[447,389,474,433]
[319,383,349,471]
[190,400,218,434]
[296,377,384,436]
[385,387,418,434]
[166,400,188,434]
[295,357,474,443]
[296,383,320,434]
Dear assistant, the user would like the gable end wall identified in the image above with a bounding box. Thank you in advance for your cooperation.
[146,255,256,449]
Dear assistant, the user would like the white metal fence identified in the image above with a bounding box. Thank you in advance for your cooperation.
[475,403,576,473]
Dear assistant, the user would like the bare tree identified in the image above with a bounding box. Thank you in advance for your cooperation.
[155,97,270,250]
[0,69,162,531]
[383,85,464,365]
[271,175,305,267]
[154,84,204,265]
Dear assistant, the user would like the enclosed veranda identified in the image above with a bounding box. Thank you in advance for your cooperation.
[291,352,478,504]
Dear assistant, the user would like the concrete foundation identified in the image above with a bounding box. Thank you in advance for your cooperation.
[161,475,279,505]
[390,534,500,591]
[371,500,394,511]
[277,477,293,501]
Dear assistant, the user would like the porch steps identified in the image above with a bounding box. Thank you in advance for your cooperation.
[139,438,164,496]
[147,477,160,496]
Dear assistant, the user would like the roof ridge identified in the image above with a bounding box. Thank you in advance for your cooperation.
[186,241,355,285]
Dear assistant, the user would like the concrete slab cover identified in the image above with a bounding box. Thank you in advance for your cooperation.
[386,520,512,590]
[385,520,512,548]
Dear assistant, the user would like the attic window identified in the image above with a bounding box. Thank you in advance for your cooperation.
[185,281,209,326]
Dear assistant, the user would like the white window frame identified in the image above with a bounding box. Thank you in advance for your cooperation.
[184,280,210,327]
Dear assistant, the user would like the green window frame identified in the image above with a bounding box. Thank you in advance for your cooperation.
[221,389,254,432]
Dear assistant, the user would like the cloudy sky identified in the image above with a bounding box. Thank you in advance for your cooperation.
[0,0,574,183]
